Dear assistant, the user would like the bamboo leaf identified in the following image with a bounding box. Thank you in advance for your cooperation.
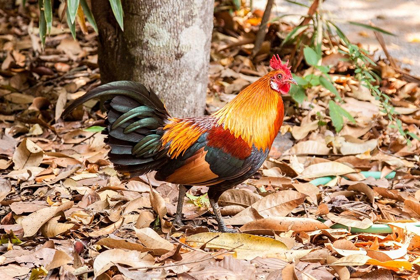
[320,76,341,100]
[280,25,308,48]
[43,0,53,33]
[66,6,77,39]
[327,20,349,44]
[285,0,309,7]
[38,0,47,47]
[407,132,420,141]
[80,0,98,32]
[348,21,395,36]
[109,0,124,31]
[67,0,79,24]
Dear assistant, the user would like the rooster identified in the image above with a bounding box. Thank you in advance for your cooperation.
[63,55,295,232]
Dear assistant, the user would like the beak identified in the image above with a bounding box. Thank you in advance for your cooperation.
[289,78,297,85]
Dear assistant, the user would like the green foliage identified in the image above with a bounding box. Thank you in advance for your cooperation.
[186,193,210,208]
[328,100,356,132]
[68,0,80,24]
[66,6,77,39]
[281,1,402,135]
[303,46,320,66]
[43,0,53,32]
[109,0,124,31]
[348,21,396,36]
[291,45,355,132]
[1,231,22,245]
[38,0,46,46]
[280,1,394,54]
[289,83,306,104]
[80,0,98,33]
[342,43,417,142]
[34,0,123,47]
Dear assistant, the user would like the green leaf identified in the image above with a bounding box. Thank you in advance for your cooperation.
[327,20,349,44]
[329,101,344,132]
[303,46,321,66]
[396,119,405,136]
[328,101,356,132]
[407,132,420,141]
[80,0,98,32]
[280,25,309,48]
[43,0,53,33]
[109,0,124,31]
[348,21,395,36]
[293,75,309,87]
[289,85,306,104]
[38,0,47,47]
[66,6,77,40]
[84,126,105,132]
[232,0,241,10]
[320,76,341,100]
[305,74,320,86]
[67,0,79,24]
[315,65,329,74]
[285,0,309,7]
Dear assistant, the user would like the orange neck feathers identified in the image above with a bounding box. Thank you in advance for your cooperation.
[212,75,284,151]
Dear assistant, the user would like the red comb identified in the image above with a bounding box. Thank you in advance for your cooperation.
[270,54,290,70]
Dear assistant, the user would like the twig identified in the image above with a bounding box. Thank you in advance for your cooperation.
[299,0,320,27]
[252,0,274,58]
[374,31,397,69]
[170,236,198,251]
[129,244,244,270]
[373,30,420,84]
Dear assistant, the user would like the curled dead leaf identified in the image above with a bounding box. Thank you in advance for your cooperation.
[40,216,74,238]
[0,178,11,201]
[12,138,44,170]
[21,201,74,237]
[93,249,154,276]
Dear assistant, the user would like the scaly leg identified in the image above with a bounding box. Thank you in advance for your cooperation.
[173,184,188,226]
[208,187,236,233]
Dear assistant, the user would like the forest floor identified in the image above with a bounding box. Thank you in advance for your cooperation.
[1,1,420,280]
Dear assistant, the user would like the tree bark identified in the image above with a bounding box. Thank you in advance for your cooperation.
[92,0,214,117]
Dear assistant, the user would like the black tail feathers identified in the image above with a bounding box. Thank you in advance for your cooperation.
[62,81,170,176]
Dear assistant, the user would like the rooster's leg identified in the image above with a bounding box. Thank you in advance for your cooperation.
[174,184,188,226]
[208,187,236,233]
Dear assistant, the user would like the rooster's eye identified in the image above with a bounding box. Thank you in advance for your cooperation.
[277,74,283,79]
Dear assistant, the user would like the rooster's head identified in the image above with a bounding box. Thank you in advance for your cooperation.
[269,55,296,95]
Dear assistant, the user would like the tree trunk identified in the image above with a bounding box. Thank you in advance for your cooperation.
[92,0,214,117]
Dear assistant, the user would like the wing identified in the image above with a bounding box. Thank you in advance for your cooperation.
[156,125,268,186]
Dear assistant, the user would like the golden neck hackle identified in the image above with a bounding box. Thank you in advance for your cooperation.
[212,75,284,151]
